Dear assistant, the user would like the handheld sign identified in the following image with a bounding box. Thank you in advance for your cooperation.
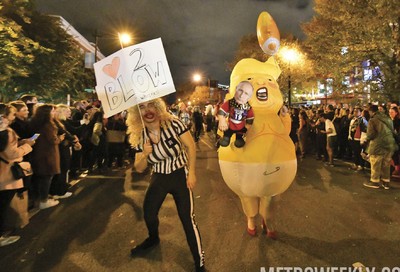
[94,38,176,118]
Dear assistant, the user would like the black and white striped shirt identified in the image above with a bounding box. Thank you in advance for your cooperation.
[144,118,189,174]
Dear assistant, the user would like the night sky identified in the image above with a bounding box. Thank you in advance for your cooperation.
[35,0,314,87]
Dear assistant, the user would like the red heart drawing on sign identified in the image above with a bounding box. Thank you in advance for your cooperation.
[102,57,120,79]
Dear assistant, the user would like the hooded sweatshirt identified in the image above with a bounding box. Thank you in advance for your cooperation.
[366,111,398,155]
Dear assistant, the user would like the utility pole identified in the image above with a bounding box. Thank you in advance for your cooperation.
[94,29,100,62]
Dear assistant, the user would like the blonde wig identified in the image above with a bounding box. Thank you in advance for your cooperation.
[126,98,176,147]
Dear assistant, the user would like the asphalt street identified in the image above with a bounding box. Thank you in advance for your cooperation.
[0,133,399,272]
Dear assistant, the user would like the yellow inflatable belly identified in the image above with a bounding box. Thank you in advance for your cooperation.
[219,113,297,197]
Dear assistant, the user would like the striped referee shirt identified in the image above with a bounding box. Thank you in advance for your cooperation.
[143,118,189,174]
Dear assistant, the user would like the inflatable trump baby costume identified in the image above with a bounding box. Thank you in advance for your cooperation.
[218,11,297,238]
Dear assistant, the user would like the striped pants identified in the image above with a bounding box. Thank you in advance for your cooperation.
[143,168,204,267]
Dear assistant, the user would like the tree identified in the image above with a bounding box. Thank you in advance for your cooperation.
[0,0,95,103]
[302,0,400,102]
[276,39,316,102]
[0,0,46,101]
[189,86,213,105]
[14,11,94,102]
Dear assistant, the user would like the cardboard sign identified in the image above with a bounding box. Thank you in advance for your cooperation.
[94,38,176,117]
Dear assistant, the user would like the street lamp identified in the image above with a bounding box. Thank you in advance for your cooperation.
[281,47,300,107]
[117,32,132,49]
[93,30,133,60]
[193,73,211,97]
[193,73,202,83]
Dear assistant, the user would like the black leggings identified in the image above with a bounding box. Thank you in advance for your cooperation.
[351,140,364,167]
[143,168,204,267]
[0,189,16,234]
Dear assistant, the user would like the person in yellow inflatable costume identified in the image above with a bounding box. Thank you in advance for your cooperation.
[218,21,297,237]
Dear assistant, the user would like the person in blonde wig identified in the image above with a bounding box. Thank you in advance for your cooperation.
[127,98,205,272]
[126,98,174,147]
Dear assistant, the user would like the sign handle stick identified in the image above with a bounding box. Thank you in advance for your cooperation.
[137,104,148,143]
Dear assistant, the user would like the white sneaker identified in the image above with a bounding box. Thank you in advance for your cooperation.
[0,235,20,247]
[52,192,72,199]
[39,199,59,210]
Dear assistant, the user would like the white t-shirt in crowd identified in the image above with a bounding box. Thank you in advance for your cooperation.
[325,119,337,137]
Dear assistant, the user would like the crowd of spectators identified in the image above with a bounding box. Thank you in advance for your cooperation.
[168,101,222,145]
[289,102,400,189]
[0,95,131,247]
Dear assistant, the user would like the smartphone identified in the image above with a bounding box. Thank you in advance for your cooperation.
[29,133,40,141]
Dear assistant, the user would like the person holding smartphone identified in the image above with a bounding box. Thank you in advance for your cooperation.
[9,101,37,209]
[29,104,64,209]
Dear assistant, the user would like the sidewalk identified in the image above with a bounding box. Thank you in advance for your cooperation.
[26,166,130,221]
